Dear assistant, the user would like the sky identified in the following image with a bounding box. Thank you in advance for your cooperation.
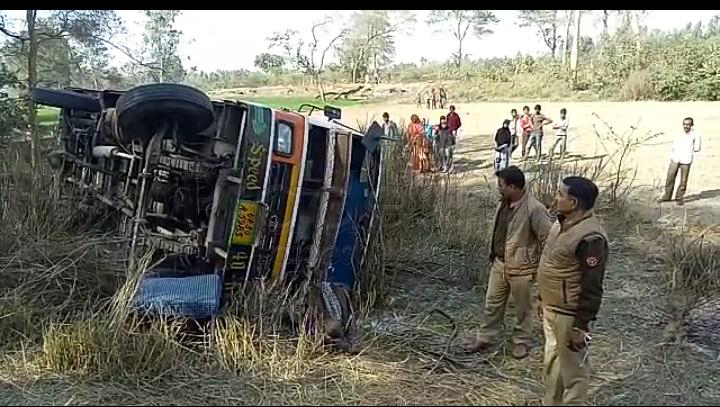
[3,10,720,72]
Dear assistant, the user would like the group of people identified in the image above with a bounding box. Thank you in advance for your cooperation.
[416,87,448,110]
[378,107,703,404]
[379,103,703,404]
[467,115,702,405]
[493,104,570,171]
[469,166,608,405]
[401,105,462,173]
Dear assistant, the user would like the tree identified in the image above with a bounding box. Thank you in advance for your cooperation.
[426,10,498,68]
[519,10,561,58]
[268,18,346,101]
[0,10,121,168]
[141,10,185,83]
[570,11,582,87]
[254,53,285,74]
[0,63,26,143]
[561,10,574,67]
[337,11,412,83]
[706,14,720,38]
[596,10,622,40]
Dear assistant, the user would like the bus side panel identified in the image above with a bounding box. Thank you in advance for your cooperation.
[271,112,306,280]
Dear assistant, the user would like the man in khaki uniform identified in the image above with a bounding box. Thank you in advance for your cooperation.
[468,166,551,359]
[536,176,609,406]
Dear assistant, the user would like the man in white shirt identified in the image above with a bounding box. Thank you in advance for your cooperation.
[658,117,702,206]
[550,108,569,158]
[382,112,398,139]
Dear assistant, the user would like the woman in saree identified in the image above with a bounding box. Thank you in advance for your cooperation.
[407,114,430,173]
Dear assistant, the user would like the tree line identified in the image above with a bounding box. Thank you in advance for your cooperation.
[2,10,720,166]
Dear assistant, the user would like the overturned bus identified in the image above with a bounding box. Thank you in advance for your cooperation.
[32,83,384,340]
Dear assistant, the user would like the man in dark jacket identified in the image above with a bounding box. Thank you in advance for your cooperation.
[468,166,552,359]
[494,119,512,171]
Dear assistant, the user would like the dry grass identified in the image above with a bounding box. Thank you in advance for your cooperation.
[658,229,720,343]
[0,116,718,405]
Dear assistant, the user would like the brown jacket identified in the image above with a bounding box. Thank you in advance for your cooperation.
[489,190,552,277]
[537,210,608,315]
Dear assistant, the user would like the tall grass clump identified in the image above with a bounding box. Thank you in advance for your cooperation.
[37,316,188,378]
[211,278,327,378]
[660,231,720,342]
[356,119,493,298]
[0,151,128,349]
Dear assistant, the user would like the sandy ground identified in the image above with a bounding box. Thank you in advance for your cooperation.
[343,101,720,226]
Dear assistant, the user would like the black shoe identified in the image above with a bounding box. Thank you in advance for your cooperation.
[676,199,684,206]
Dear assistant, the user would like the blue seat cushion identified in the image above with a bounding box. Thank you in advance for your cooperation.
[133,272,222,319]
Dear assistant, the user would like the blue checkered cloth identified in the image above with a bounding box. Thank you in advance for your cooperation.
[133,273,223,319]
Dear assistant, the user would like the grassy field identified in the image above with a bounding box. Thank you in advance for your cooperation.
[4,97,719,405]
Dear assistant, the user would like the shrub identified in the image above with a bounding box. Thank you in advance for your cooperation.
[621,70,656,100]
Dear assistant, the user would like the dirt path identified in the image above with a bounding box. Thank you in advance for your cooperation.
[358,210,720,405]
[346,102,720,404]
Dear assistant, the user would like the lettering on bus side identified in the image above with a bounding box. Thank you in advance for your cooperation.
[229,250,249,271]
[245,142,266,191]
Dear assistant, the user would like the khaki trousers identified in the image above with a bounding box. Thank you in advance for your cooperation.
[543,309,590,406]
[476,259,533,345]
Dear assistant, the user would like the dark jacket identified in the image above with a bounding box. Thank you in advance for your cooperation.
[489,190,552,277]
[495,127,512,149]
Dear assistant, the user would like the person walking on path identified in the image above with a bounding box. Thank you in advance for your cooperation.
[536,176,609,406]
[468,166,552,359]
[439,87,447,109]
[658,117,702,206]
[494,119,513,171]
[527,104,552,160]
[407,114,427,172]
[445,105,462,170]
[519,106,533,158]
[550,108,569,158]
[435,116,455,173]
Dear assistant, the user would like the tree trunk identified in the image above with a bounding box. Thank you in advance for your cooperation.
[634,11,642,53]
[456,39,463,68]
[551,22,558,59]
[602,11,610,39]
[599,10,610,57]
[351,59,358,83]
[26,10,39,170]
[570,10,582,88]
[315,75,326,102]
[562,10,574,68]
[373,52,380,84]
